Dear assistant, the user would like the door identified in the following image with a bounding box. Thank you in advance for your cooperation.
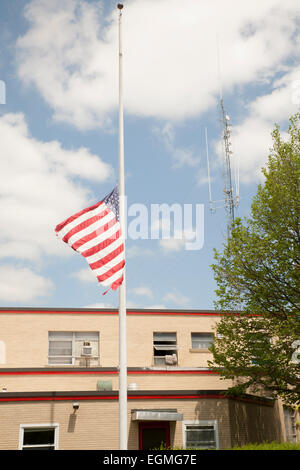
[139,422,170,450]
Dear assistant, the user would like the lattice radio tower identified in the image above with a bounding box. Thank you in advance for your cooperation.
[205,97,240,237]
[205,38,240,239]
[205,102,240,239]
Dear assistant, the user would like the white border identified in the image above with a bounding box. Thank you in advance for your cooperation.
[18,423,59,450]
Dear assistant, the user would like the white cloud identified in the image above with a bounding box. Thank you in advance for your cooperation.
[0,265,53,302]
[17,0,117,130]
[159,228,196,253]
[16,0,300,129]
[126,300,140,308]
[147,304,166,310]
[196,168,211,188]
[159,236,185,253]
[130,287,153,298]
[71,268,96,284]
[150,214,200,253]
[153,123,199,168]
[228,67,300,183]
[163,291,189,307]
[126,245,154,258]
[84,302,116,309]
[0,112,113,262]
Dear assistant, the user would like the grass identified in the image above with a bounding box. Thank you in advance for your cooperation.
[154,441,300,451]
[230,441,300,450]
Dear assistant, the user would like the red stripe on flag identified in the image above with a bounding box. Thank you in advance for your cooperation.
[81,229,122,258]
[97,260,125,283]
[89,244,124,270]
[111,275,124,290]
[55,187,124,295]
[55,201,103,233]
[72,218,117,251]
[62,209,109,243]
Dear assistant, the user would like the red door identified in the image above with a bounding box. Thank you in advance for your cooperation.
[139,422,170,450]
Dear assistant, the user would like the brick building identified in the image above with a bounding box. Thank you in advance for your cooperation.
[0,307,295,450]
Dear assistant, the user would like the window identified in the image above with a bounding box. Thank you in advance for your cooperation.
[183,421,218,449]
[284,408,297,443]
[153,332,178,365]
[191,333,214,350]
[19,424,59,450]
[48,332,99,366]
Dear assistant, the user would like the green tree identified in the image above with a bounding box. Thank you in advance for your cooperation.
[209,112,300,405]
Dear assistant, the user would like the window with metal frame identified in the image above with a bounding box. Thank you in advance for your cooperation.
[48,331,99,366]
[183,420,218,449]
[153,332,178,365]
[191,333,214,349]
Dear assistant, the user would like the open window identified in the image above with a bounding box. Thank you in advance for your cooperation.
[153,332,178,365]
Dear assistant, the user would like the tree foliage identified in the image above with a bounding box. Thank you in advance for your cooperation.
[209,112,300,405]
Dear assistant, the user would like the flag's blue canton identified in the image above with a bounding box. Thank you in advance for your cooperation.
[103,186,120,221]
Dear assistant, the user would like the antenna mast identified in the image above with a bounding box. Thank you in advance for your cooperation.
[220,98,239,238]
[205,35,240,238]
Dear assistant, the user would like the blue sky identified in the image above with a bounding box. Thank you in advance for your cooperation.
[0,0,299,310]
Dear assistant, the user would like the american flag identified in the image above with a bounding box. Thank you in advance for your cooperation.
[55,186,125,294]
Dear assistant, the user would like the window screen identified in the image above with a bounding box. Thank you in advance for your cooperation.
[185,424,216,449]
[48,332,99,365]
[48,332,73,365]
[191,333,214,349]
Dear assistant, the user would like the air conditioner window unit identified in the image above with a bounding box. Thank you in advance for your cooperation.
[165,354,177,365]
[82,342,92,356]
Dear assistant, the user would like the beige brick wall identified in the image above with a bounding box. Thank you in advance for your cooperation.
[0,311,288,450]
[128,398,232,450]
[0,313,118,368]
[228,398,285,446]
[0,397,232,450]
[0,372,232,393]
[0,312,219,368]
[127,314,218,368]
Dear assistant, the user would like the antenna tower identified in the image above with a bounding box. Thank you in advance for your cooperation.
[205,99,240,239]
[220,98,239,237]
[205,35,240,238]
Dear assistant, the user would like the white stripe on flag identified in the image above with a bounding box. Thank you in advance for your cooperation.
[101,270,124,287]
[76,222,120,254]
[92,251,125,277]
[67,210,115,247]
[86,237,123,265]
[55,187,124,295]
[57,203,104,240]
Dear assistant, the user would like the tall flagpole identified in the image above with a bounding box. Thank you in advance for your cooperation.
[117,3,127,450]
